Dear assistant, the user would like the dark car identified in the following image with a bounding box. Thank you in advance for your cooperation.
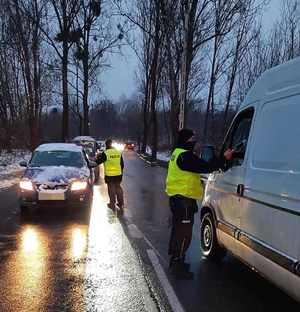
[19,143,97,215]
[72,136,100,181]
[125,141,135,151]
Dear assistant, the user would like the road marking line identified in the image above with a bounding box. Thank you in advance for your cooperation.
[128,222,168,267]
[125,209,132,218]
[128,224,144,239]
[147,249,185,312]
[143,235,168,267]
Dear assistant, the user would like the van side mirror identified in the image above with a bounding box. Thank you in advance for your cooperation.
[233,139,247,155]
[200,145,216,164]
[19,161,28,167]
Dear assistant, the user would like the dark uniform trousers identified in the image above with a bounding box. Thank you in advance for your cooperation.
[107,181,123,206]
[168,195,198,259]
[105,175,124,207]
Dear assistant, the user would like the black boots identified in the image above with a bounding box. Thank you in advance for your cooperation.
[169,258,194,280]
[117,203,124,215]
[107,203,116,212]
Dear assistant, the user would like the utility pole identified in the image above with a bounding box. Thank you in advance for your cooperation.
[179,0,189,130]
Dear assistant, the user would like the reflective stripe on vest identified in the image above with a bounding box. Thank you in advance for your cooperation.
[104,148,122,176]
[165,148,203,200]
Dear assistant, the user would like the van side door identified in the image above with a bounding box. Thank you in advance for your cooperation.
[209,108,254,240]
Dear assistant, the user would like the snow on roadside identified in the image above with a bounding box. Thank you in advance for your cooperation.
[145,146,170,162]
[0,150,31,189]
[157,152,170,162]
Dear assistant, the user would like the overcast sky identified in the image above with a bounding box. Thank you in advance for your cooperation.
[102,0,282,102]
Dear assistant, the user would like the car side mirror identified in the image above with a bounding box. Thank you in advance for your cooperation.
[89,161,98,168]
[19,161,28,167]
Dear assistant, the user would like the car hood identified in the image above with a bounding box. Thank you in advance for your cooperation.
[24,166,90,184]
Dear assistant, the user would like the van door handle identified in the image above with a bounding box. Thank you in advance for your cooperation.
[237,184,244,197]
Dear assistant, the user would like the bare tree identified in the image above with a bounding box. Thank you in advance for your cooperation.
[42,0,81,141]
[3,0,46,150]
[73,0,124,135]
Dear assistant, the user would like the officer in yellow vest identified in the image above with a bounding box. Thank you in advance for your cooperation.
[166,129,216,279]
[97,139,124,214]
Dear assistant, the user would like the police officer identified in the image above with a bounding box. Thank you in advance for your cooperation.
[97,139,124,214]
[166,129,216,279]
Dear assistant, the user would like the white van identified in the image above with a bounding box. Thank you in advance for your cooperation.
[200,57,300,302]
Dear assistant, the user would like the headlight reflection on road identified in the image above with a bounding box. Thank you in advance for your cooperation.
[87,186,112,255]
[84,185,153,311]
[85,185,120,308]
[22,227,39,253]
[72,228,87,260]
[16,226,48,311]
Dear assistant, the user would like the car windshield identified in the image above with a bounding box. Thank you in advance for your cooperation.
[30,151,85,168]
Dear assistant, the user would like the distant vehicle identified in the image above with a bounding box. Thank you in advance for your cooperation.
[72,136,100,181]
[19,143,97,215]
[125,142,135,151]
[200,57,300,302]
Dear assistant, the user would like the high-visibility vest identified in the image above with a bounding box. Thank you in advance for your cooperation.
[104,148,122,176]
[166,148,203,200]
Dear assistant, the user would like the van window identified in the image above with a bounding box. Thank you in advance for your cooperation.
[252,95,300,172]
[223,108,254,169]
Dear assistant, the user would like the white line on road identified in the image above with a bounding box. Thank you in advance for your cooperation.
[147,249,185,312]
[127,221,168,267]
[128,224,144,239]
[143,234,168,267]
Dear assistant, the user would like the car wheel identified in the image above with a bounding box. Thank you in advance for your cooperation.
[200,212,226,260]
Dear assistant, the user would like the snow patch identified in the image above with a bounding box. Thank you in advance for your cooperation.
[157,152,170,162]
[0,150,31,189]
[25,166,90,184]
[145,146,170,162]
[72,136,96,142]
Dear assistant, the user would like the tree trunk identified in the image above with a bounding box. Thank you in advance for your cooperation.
[62,41,69,141]
[141,79,149,153]
[82,53,89,135]
[149,1,161,161]
[203,36,218,142]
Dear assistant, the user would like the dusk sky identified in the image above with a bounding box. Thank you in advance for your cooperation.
[102,0,282,102]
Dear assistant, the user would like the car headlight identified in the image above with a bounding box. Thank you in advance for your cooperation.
[20,180,34,191]
[71,181,88,191]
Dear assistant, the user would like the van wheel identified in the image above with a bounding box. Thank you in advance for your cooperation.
[200,212,226,260]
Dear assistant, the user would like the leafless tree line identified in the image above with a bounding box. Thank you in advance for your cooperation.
[116,0,300,159]
[0,0,123,151]
[1,0,300,156]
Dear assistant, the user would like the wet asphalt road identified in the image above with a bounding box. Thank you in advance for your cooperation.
[0,151,299,311]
